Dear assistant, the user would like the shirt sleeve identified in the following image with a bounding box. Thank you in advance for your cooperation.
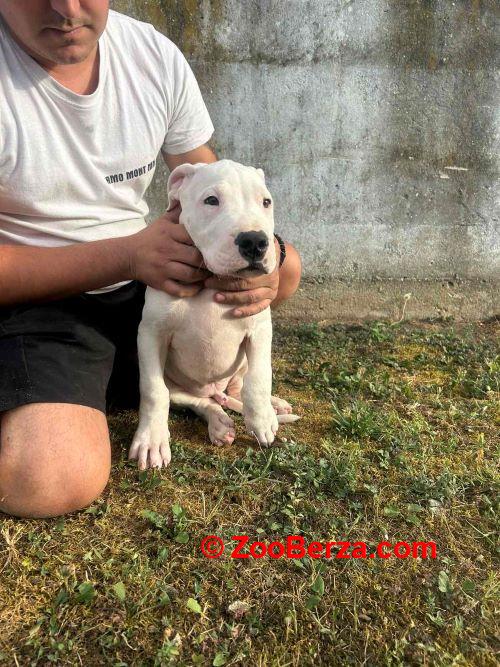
[162,46,215,156]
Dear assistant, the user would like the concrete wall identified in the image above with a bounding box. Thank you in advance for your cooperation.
[110,0,499,283]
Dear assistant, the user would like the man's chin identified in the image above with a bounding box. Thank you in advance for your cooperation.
[37,32,98,65]
[48,45,95,65]
[27,48,89,68]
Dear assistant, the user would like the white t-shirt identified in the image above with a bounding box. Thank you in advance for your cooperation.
[0,10,214,291]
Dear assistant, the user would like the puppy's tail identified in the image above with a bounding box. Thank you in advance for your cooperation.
[277,413,301,424]
[219,395,300,423]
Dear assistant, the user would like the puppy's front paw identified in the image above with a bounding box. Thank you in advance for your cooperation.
[129,419,171,470]
[244,404,279,446]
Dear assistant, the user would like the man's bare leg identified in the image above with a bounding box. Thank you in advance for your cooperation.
[0,403,111,518]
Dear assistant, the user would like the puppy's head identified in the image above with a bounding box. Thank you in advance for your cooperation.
[167,159,276,277]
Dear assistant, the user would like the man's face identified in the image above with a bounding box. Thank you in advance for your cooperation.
[0,1,109,66]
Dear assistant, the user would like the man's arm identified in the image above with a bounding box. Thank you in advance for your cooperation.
[0,145,219,308]
[163,143,218,171]
[0,218,213,307]
[0,236,132,306]
[0,142,299,311]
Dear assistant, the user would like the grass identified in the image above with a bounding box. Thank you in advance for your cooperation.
[0,320,498,666]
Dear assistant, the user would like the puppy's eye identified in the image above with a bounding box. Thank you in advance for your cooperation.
[263,198,272,208]
[204,196,219,206]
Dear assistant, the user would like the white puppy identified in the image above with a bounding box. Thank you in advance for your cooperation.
[129,159,298,470]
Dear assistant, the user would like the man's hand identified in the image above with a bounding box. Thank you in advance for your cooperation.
[204,239,280,317]
[127,204,210,297]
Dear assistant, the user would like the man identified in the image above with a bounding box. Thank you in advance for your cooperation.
[0,1,301,519]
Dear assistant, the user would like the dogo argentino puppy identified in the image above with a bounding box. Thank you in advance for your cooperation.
[129,159,299,470]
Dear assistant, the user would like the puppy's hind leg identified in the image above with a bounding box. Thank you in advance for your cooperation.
[271,396,295,417]
[169,388,236,446]
[216,393,300,424]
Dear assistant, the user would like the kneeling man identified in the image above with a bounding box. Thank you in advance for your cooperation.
[0,1,301,518]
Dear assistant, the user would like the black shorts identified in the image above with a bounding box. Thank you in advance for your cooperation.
[0,281,146,415]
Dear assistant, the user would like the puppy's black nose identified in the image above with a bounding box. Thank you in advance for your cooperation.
[235,231,269,262]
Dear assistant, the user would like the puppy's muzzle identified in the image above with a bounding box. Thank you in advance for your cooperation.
[235,231,269,263]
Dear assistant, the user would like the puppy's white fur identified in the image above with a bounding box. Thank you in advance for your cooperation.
[129,160,297,470]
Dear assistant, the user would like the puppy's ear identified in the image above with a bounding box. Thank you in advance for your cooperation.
[167,162,206,211]
[256,168,266,182]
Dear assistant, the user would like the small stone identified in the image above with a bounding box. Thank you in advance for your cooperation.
[228,600,251,619]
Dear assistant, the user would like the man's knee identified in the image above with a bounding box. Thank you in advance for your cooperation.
[0,403,111,519]
[0,454,111,519]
